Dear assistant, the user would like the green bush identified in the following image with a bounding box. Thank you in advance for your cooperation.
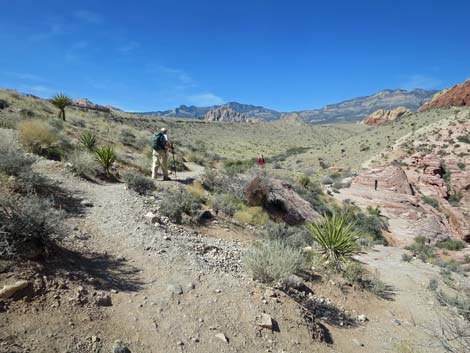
[244,240,304,284]
[457,134,470,144]
[68,150,99,178]
[422,196,440,209]
[405,236,435,262]
[223,159,256,175]
[341,260,365,285]
[307,213,361,267]
[0,136,35,177]
[94,145,116,175]
[211,193,243,216]
[79,131,97,151]
[448,192,463,206]
[457,162,466,170]
[119,128,136,146]
[436,239,466,251]
[0,194,65,259]
[123,172,155,195]
[159,187,202,223]
[263,222,311,249]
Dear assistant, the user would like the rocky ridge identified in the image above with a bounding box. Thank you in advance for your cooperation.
[201,106,249,122]
[419,79,470,111]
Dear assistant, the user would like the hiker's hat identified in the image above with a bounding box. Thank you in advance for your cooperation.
[160,127,167,133]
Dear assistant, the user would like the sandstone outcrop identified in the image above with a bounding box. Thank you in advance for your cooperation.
[362,107,412,125]
[72,98,111,113]
[202,106,249,122]
[419,79,470,111]
[245,176,320,225]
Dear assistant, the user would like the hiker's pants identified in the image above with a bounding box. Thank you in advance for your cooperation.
[152,149,169,179]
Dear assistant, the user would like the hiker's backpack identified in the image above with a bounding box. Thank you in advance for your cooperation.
[151,133,166,150]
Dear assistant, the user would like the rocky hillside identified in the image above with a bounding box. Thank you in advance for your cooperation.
[419,79,470,111]
[362,107,412,125]
[337,107,470,249]
[202,106,249,122]
[283,89,436,124]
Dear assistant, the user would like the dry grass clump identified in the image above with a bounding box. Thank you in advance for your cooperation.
[123,172,155,195]
[186,181,206,201]
[234,206,269,225]
[68,150,100,179]
[18,119,59,155]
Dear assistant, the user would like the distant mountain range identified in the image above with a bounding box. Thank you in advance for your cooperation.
[138,88,438,124]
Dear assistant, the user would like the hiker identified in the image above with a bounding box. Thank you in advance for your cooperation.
[374,179,378,191]
[258,155,265,168]
[151,127,172,180]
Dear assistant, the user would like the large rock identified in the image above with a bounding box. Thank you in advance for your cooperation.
[351,164,413,195]
[244,177,320,225]
[419,79,470,111]
[362,107,411,125]
[72,98,111,113]
[202,106,249,122]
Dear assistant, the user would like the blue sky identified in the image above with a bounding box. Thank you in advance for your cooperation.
[0,0,469,112]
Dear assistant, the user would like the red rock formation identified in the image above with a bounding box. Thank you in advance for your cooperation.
[362,107,412,125]
[419,79,470,111]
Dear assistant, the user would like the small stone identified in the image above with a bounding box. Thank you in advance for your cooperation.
[167,284,183,295]
[94,292,112,307]
[215,333,229,343]
[352,338,364,347]
[258,313,273,330]
[0,280,29,299]
[176,341,184,346]
[80,200,93,207]
[358,314,368,322]
[113,342,131,353]
[145,212,158,223]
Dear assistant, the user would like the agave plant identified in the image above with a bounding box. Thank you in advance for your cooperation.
[79,131,97,151]
[50,93,72,121]
[307,213,361,267]
[94,145,116,175]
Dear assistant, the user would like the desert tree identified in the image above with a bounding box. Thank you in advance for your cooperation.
[51,93,72,121]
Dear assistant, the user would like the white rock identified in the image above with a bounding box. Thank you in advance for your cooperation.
[258,313,273,329]
[214,333,229,343]
[0,280,29,299]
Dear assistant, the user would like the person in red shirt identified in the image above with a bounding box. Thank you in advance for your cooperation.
[258,155,265,168]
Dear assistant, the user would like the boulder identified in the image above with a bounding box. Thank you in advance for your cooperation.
[0,280,30,299]
[351,163,413,195]
[244,176,320,225]
[362,107,411,125]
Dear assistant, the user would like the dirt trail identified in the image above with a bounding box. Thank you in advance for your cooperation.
[1,160,457,353]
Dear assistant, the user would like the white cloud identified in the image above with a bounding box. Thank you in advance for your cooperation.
[187,93,224,106]
[118,41,140,54]
[401,74,442,90]
[75,10,103,24]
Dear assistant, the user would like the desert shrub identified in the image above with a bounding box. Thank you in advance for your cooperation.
[201,168,247,199]
[0,194,65,259]
[159,187,201,223]
[123,172,155,195]
[405,236,435,262]
[401,253,413,262]
[68,150,99,179]
[448,192,463,206]
[0,99,9,109]
[298,174,312,188]
[321,176,334,185]
[17,119,60,157]
[263,222,311,249]
[0,136,35,177]
[186,181,206,201]
[422,196,440,209]
[94,145,116,175]
[223,159,256,175]
[211,193,243,216]
[234,206,269,225]
[307,213,361,267]
[48,117,64,131]
[294,183,332,216]
[436,239,466,251]
[119,128,136,146]
[457,134,470,144]
[79,131,97,151]
[244,240,304,284]
[457,162,466,170]
[341,260,365,284]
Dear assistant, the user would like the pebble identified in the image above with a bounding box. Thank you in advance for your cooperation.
[167,284,183,295]
[215,333,229,343]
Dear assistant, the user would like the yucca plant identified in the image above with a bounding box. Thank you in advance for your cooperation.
[94,145,116,175]
[307,213,361,267]
[50,93,72,121]
[79,131,97,151]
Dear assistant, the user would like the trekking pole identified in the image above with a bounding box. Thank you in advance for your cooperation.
[172,146,177,180]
